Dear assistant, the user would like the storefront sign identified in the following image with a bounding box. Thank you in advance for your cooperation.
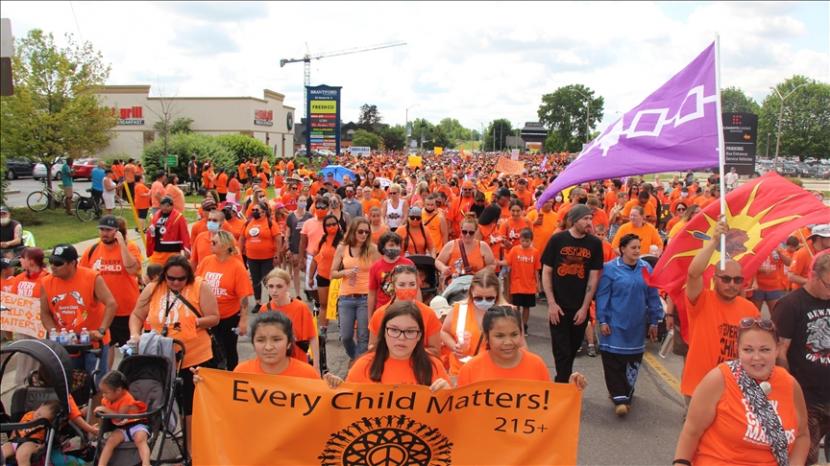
[722,112,757,175]
[254,109,274,126]
[114,106,145,126]
[306,85,342,155]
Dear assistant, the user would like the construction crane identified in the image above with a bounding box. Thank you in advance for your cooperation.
[280,41,406,118]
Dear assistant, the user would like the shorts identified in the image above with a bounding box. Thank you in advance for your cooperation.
[316,275,331,287]
[751,289,786,301]
[511,293,536,308]
[118,423,149,442]
[109,316,131,347]
[137,209,148,220]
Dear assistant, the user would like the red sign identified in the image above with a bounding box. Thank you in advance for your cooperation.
[254,109,274,126]
[112,106,145,126]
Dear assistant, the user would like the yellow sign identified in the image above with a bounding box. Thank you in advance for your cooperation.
[407,155,423,168]
[310,100,337,114]
[433,146,443,155]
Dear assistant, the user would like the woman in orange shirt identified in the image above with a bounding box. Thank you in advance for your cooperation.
[435,216,496,284]
[396,206,433,256]
[262,268,320,375]
[368,206,388,245]
[132,173,151,232]
[674,319,809,466]
[308,214,343,337]
[196,230,254,370]
[457,305,587,388]
[240,201,281,307]
[499,201,531,251]
[346,301,450,391]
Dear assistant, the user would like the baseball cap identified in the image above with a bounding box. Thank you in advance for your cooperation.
[1,257,16,270]
[98,215,118,230]
[0,205,9,214]
[408,206,422,217]
[809,224,830,239]
[202,198,217,210]
[160,196,174,206]
[50,244,79,263]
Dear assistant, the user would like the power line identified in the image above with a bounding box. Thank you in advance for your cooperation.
[68,1,84,42]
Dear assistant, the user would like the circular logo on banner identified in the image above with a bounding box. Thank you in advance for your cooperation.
[319,415,452,466]
[287,112,294,131]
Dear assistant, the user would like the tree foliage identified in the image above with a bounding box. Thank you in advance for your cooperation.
[351,129,382,150]
[357,104,382,131]
[482,119,513,151]
[170,117,194,134]
[142,133,235,180]
[537,84,604,152]
[721,87,760,114]
[437,118,472,145]
[214,134,271,162]
[757,75,830,160]
[0,29,115,190]
[380,125,406,151]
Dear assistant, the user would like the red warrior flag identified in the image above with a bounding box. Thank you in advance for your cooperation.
[650,172,830,340]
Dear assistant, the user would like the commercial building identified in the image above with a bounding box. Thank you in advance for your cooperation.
[520,122,549,152]
[94,85,296,159]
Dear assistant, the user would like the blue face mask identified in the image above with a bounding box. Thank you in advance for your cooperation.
[473,298,495,312]
[207,221,220,232]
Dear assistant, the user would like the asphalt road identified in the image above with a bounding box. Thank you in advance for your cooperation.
[3,178,93,208]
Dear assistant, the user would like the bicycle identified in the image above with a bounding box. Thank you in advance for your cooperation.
[26,182,81,212]
[75,190,127,222]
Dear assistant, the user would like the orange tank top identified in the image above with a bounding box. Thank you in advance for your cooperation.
[694,364,798,466]
[338,245,371,296]
[422,212,444,251]
[146,279,212,368]
[448,240,485,276]
[42,267,108,345]
[397,224,429,256]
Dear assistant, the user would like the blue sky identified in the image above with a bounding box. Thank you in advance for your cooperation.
[3,1,828,132]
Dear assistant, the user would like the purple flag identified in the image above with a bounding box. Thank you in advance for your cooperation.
[540,155,548,172]
[537,42,719,208]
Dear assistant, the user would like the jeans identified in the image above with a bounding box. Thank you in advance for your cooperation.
[247,258,274,304]
[338,295,368,360]
[548,307,588,383]
[215,313,240,370]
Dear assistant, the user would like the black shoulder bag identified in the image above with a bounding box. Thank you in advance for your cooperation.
[172,291,227,370]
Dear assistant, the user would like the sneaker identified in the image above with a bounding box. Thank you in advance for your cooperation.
[524,323,529,336]
[587,344,597,357]
[615,404,629,417]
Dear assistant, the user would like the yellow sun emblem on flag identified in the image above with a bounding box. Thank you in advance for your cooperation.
[669,181,802,267]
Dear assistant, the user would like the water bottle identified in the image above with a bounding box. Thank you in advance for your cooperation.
[69,330,78,345]
[659,329,674,359]
[49,328,58,342]
[58,329,69,345]
[79,328,90,345]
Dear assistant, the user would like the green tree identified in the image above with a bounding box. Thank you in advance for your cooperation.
[214,134,271,163]
[411,118,434,149]
[143,133,235,180]
[537,84,604,152]
[357,104,382,131]
[482,119,513,151]
[380,125,406,151]
[170,117,194,134]
[0,29,115,196]
[432,126,452,149]
[721,87,760,114]
[471,129,481,141]
[351,129,382,149]
[758,75,830,160]
[437,118,472,146]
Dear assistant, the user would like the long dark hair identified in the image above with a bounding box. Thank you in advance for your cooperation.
[369,301,433,386]
[317,214,344,251]
[159,255,195,285]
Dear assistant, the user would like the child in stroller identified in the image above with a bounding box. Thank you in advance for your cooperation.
[94,371,150,466]
[2,399,61,466]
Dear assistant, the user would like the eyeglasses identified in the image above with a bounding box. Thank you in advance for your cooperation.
[166,275,188,282]
[739,318,775,331]
[716,274,744,284]
[315,204,328,210]
[461,230,476,236]
[385,326,421,340]
[356,229,370,235]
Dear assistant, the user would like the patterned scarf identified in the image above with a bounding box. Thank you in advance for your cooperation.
[726,360,789,466]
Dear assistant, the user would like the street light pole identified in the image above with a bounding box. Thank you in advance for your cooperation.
[771,83,807,171]
[574,89,591,143]
[405,104,417,149]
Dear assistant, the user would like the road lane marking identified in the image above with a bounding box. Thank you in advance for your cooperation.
[643,352,681,395]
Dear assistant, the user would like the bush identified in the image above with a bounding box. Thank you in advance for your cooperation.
[142,133,235,180]
[214,134,271,164]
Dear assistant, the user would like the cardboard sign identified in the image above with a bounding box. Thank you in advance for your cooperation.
[193,369,581,466]
[0,292,46,338]
[407,155,423,168]
[495,157,525,175]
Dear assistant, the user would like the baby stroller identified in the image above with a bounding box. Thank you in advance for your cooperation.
[1,339,90,465]
[92,335,188,466]
[408,254,439,303]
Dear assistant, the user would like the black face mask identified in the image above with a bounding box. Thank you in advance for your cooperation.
[425,207,435,213]
[223,209,232,221]
[252,211,261,219]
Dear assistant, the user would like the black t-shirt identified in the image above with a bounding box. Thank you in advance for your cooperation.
[773,287,830,405]
[286,212,312,253]
[541,230,604,310]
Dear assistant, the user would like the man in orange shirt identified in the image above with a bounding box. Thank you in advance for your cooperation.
[788,224,830,289]
[621,190,657,224]
[361,186,381,215]
[215,168,229,202]
[514,179,533,211]
[681,219,759,399]
[132,174,151,233]
[79,216,142,369]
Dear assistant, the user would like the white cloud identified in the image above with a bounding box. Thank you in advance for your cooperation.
[2,0,827,132]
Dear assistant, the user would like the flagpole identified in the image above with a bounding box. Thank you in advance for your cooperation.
[714,34,727,269]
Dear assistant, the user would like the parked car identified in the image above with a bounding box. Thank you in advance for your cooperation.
[4,158,35,180]
[33,157,66,181]
[71,158,99,180]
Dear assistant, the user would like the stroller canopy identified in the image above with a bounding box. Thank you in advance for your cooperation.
[1,339,72,408]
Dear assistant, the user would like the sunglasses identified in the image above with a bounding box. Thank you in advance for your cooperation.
[356,229,370,235]
[50,259,67,267]
[676,207,686,211]
[739,318,775,331]
[324,223,338,228]
[315,204,328,210]
[716,274,744,284]
[461,230,476,236]
[409,217,421,221]
[393,265,418,274]
[166,275,188,282]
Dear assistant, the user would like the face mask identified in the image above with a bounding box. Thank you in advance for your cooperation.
[473,298,495,312]
[383,247,401,260]
[223,210,232,221]
[0,218,9,226]
[252,211,262,220]
[395,288,418,302]
[315,211,327,220]
[325,226,339,235]
[207,221,220,232]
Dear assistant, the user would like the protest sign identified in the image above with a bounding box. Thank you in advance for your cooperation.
[193,369,581,465]
[495,157,525,175]
[0,292,46,338]
[407,155,423,168]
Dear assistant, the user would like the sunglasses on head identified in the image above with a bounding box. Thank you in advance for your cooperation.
[716,274,744,284]
[739,317,775,331]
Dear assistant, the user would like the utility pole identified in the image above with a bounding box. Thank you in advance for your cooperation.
[574,88,591,143]
[771,83,807,171]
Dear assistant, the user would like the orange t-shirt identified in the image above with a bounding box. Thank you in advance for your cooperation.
[8,270,49,298]
[611,222,664,253]
[499,218,532,250]
[505,245,540,295]
[228,178,241,199]
[754,250,787,291]
[79,241,142,317]
[313,239,337,280]
[693,364,798,466]
[527,209,559,253]
[234,357,319,379]
[124,163,137,183]
[196,255,253,319]
[215,173,229,194]
[243,217,280,260]
[260,299,317,361]
[447,239,486,276]
[370,224,388,245]
[361,198,381,216]
[788,243,815,289]
[621,199,657,219]
[133,182,151,210]
[102,390,147,424]
[346,354,448,385]
[238,163,248,181]
[456,349,550,387]
[41,267,109,344]
[202,169,215,189]
[681,289,760,395]
[591,208,610,230]
[190,230,238,267]
[515,190,533,210]
[368,301,442,345]
[111,164,124,180]
[14,411,47,441]
[422,211,445,251]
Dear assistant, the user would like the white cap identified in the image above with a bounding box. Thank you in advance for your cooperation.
[809,224,830,239]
